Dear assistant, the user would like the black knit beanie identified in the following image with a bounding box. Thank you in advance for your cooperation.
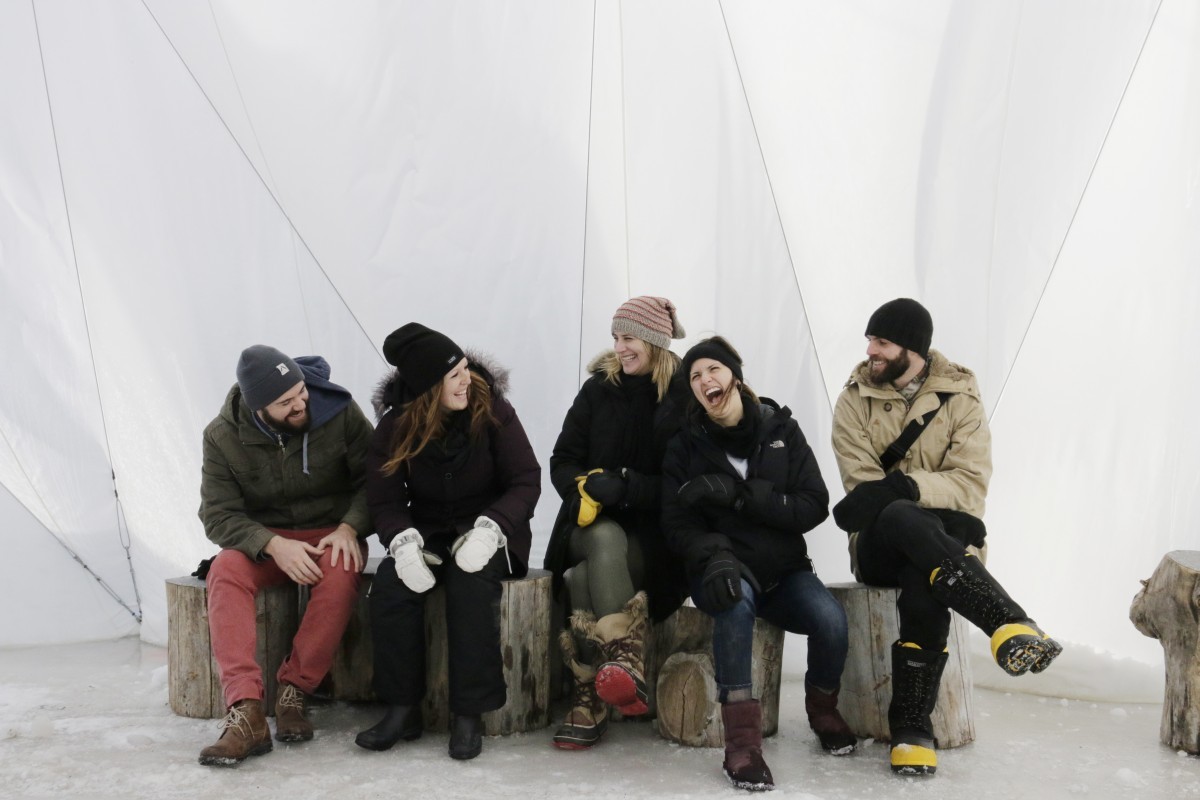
[681,337,744,382]
[236,345,302,410]
[865,298,933,358]
[382,322,465,399]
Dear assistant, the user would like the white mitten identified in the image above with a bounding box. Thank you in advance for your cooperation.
[389,528,440,592]
[451,516,507,573]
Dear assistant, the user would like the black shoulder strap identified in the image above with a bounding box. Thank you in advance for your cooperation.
[880,392,952,471]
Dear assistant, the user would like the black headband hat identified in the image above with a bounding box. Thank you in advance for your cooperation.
[382,322,465,402]
[681,337,744,383]
[865,298,933,358]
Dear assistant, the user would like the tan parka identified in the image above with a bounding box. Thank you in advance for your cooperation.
[831,349,991,519]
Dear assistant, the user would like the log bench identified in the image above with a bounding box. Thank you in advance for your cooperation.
[650,605,785,748]
[827,582,974,748]
[167,561,552,736]
[1130,550,1200,755]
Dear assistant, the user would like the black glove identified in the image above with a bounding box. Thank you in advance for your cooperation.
[832,479,906,533]
[880,470,919,501]
[583,469,627,507]
[677,473,743,510]
[699,551,743,613]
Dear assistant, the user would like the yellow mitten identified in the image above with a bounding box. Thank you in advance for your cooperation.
[575,469,603,527]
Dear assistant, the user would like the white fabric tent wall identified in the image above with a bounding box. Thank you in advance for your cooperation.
[1,1,1194,698]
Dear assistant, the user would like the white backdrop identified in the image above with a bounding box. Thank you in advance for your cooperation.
[2,1,1195,694]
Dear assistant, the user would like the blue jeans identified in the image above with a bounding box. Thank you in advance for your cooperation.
[691,570,848,701]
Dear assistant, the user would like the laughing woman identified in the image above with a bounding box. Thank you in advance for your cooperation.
[544,296,690,749]
[355,323,540,760]
[661,336,854,791]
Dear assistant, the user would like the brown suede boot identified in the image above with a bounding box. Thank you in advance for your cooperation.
[552,627,608,750]
[587,592,649,716]
[198,699,272,766]
[274,683,313,742]
[804,680,857,755]
[721,699,773,791]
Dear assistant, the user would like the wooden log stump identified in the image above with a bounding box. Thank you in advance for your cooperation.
[307,562,553,736]
[1130,550,1200,755]
[166,576,299,719]
[827,582,974,748]
[652,605,785,747]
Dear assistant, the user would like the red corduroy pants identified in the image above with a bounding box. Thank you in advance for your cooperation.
[206,526,365,708]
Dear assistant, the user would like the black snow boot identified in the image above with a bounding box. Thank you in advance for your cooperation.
[888,641,947,776]
[928,555,1062,676]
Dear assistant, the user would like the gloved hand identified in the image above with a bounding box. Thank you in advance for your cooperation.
[699,551,743,613]
[451,516,507,573]
[575,471,602,527]
[880,470,919,501]
[677,473,743,510]
[831,475,912,533]
[389,528,440,593]
[583,469,627,507]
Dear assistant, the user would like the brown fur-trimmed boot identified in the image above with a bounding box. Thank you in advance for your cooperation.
[274,683,313,742]
[721,699,773,791]
[198,699,272,767]
[587,591,649,716]
[552,626,609,750]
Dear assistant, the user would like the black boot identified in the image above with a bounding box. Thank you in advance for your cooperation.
[449,713,483,760]
[355,705,423,751]
[929,556,1062,676]
[888,642,947,776]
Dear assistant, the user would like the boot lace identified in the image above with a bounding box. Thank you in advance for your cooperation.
[277,684,304,711]
[219,703,252,736]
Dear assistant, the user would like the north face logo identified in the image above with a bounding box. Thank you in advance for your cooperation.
[275,363,290,375]
[769,440,785,449]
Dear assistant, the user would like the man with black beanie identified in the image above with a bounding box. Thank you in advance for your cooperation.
[830,298,1061,777]
[196,344,373,766]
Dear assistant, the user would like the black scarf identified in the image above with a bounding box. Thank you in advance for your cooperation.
[703,391,761,459]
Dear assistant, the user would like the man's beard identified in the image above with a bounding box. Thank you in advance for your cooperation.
[262,407,311,434]
[869,349,911,386]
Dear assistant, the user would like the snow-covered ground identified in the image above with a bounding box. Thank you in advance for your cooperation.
[1,638,1196,800]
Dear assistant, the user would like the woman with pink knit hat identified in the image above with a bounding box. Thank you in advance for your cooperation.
[544,296,690,750]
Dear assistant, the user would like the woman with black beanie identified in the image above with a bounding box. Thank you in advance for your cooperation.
[354,323,540,760]
[661,336,854,791]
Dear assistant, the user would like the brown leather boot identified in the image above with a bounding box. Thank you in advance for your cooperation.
[274,683,313,742]
[552,627,608,750]
[198,699,272,766]
[721,700,773,791]
[804,680,857,755]
[587,592,649,716]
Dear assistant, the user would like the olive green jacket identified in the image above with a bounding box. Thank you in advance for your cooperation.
[198,381,373,559]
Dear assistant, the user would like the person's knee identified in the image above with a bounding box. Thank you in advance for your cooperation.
[875,501,937,546]
[578,520,628,559]
[207,549,256,587]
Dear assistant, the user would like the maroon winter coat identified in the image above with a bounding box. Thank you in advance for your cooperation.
[366,354,540,574]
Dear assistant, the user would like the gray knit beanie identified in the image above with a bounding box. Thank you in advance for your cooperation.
[611,296,686,350]
[236,345,302,410]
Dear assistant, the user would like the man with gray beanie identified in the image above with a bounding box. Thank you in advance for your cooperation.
[197,344,373,766]
[830,298,1060,777]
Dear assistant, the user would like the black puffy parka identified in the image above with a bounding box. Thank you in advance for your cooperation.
[543,351,688,621]
[661,396,830,591]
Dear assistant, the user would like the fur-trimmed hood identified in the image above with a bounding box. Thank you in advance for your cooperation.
[586,349,620,376]
[371,348,511,421]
